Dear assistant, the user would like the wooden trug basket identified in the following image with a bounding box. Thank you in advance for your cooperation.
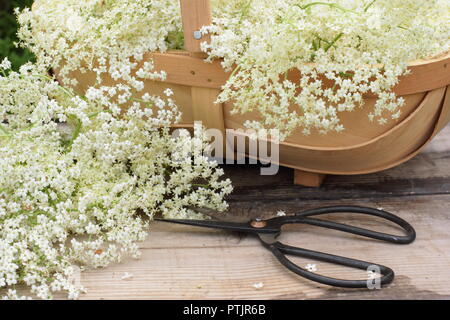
[66,0,450,187]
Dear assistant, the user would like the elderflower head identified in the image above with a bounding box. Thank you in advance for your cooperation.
[0,58,11,70]
[18,1,450,141]
[205,0,450,140]
[17,0,183,106]
[305,264,318,272]
[0,64,232,300]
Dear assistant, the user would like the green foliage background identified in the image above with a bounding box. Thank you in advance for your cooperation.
[0,0,35,71]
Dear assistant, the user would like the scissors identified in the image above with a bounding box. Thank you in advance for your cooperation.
[157,205,416,288]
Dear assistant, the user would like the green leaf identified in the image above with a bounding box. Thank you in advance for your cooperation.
[0,0,36,71]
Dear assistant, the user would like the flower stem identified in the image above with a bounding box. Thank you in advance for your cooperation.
[297,2,357,14]
[0,123,11,135]
[324,33,344,52]
[364,0,377,12]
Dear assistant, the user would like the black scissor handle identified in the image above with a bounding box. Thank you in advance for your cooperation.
[265,241,395,288]
[259,205,416,288]
[276,205,416,244]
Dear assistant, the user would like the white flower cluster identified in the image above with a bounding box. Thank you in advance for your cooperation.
[0,61,232,299]
[19,1,449,140]
[17,0,183,90]
[205,0,450,139]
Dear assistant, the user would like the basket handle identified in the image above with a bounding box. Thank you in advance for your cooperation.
[180,0,212,53]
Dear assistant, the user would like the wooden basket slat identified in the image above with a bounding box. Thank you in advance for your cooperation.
[180,0,212,53]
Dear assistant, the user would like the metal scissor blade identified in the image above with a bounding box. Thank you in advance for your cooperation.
[155,218,277,234]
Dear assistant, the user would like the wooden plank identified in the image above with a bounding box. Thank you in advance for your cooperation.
[5,194,450,300]
[75,195,450,300]
[180,0,212,53]
[225,160,450,203]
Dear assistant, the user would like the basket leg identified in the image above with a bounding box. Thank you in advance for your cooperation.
[294,169,326,187]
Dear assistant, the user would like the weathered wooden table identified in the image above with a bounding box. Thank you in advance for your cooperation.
[78,125,450,300]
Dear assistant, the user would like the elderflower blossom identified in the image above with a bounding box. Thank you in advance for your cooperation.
[19,1,449,141]
[17,0,183,98]
[0,62,232,299]
[252,282,264,289]
[205,0,450,139]
[0,58,11,70]
[121,272,133,280]
[305,264,318,272]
